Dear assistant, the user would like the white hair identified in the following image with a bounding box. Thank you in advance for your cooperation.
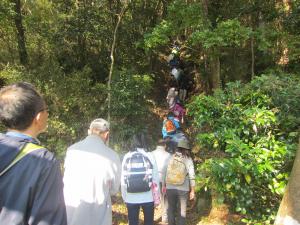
[88,118,109,135]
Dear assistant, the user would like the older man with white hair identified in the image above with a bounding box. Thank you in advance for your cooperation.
[63,118,121,225]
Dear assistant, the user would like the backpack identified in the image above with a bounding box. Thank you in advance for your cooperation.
[172,103,186,122]
[166,153,187,185]
[164,119,176,135]
[123,151,153,193]
[171,68,183,81]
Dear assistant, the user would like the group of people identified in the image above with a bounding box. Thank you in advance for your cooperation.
[152,50,196,225]
[167,42,192,104]
[0,82,195,225]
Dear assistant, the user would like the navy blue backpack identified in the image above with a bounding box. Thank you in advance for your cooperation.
[123,152,153,193]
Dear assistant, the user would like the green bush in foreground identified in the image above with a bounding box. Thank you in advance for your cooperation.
[188,72,300,223]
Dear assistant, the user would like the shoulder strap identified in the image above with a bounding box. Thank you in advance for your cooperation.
[132,151,153,168]
[143,153,153,169]
[0,142,43,177]
[123,150,138,170]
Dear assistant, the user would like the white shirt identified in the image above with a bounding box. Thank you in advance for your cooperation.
[63,135,121,225]
[121,148,160,204]
[152,146,171,182]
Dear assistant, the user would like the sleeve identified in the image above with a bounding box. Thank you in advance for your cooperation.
[186,157,196,187]
[150,153,160,194]
[28,157,67,225]
[161,155,172,187]
[162,120,167,138]
[166,89,171,99]
[173,119,180,129]
[109,153,122,196]
[120,153,129,202]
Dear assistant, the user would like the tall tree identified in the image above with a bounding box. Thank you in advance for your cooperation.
[107,0,128,129]
[13,0,28,65]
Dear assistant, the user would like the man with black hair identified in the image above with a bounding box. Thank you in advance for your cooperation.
[0,82,67,225]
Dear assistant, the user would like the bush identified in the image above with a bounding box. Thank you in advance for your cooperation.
[0,63,107,159]
[0,62,156,160]
[188,72,300,222]
[110,69,154,151]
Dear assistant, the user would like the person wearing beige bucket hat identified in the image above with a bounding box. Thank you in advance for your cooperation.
[162,139,195,225]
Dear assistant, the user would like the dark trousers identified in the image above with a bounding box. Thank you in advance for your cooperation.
[167,189,189,225]
[126,202,154,225]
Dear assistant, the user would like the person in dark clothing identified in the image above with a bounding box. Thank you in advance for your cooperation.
[0,82,67,225]
[178,69,193,103]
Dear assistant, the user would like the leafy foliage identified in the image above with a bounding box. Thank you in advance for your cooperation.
[110,69,154,150]
[188,72,300,221]
[0,63,107,159]
[143,20,173,50]
[189,19,252,49]
[143,0,204,50]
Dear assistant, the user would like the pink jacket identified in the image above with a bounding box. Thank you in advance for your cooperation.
[171,103,186,123]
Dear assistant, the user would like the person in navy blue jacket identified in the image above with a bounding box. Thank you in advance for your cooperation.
[0,82,67,225]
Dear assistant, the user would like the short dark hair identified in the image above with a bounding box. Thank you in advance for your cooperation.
[0,82,45,130]
[130,133,148,152]
[167,111,175,118]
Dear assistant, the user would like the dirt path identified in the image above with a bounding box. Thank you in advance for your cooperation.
[117,53,244,225]
[111,194,243,225]
[112,194,202,225]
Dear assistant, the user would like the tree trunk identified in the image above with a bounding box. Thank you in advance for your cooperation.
[107,2,128,132]
[202,0,221,92]
[251,36,255,79]
[161,0,168,18]
[209,55,221,91]
[201,0,209,17]
[13,0,28,65]
[275,140,300,225]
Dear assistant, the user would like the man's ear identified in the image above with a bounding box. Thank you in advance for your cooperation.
[105,131,109,139]
[34,112,42,124]
[33,111,47,133]
[103,131,110,142]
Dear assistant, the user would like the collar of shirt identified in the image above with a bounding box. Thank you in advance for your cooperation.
[136,148,146,154]
[6,131,40,144]
[155,146,165,152]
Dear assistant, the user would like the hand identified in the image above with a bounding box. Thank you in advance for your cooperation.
[189,191,195,200]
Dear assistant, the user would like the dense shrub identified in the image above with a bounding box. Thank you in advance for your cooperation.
[0,64,154,159]
[110,69,154,151]
[0,63,107,159]
[188,72,300,223]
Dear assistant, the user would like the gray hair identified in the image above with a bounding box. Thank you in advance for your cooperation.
[89,118,109,134]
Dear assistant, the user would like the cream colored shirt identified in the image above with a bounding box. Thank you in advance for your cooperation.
[63,135,121,225]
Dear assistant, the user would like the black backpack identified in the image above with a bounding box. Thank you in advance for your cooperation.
[123,151,153,193]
